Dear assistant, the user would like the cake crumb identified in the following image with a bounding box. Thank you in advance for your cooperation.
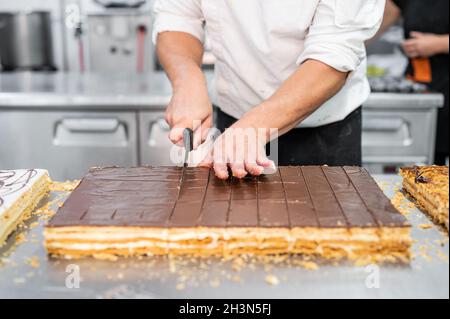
[291,259,320,270]
[354,257,373,267]
[29,222,40,229]
[92,254,119,261]
[209,278,221,288]
[15,233,26,244]
[231,275,242,283]
[434,239,448,247]
[50,180,80,192]
[265,274,280,286]
[169,260,177,273]
[436,251,449,262]
[418,224,433,230]
[176,282,186,291]
[298,260,319,270]
[231,257,245,272]
[25,256,40,268]
[418,246,432,262]
[391,191,413,216]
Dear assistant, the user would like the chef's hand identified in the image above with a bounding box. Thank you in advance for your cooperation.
[165,81,213,149]
[402,32,449,58]
[199,126,275,179]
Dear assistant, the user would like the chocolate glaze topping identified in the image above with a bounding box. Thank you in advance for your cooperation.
[48,166,410,229]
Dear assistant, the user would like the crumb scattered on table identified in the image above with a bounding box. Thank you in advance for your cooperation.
[25,256,40,268]
[176,282,186,291]
[265,274,280,286]
[50,180,80,192]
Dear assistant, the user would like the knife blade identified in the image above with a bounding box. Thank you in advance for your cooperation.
[183,128,193,167]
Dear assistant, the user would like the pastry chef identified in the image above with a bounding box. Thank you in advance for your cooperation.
[153,0,386,179]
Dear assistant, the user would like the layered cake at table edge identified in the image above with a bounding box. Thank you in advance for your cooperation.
[0,169,51,245]
[44,166,411,260]
[400,166,449,230]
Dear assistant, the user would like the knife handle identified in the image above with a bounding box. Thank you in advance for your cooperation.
[183,128,194,152]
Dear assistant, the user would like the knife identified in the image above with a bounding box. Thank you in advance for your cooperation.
[183,128,194,167]
[178,128,194,193]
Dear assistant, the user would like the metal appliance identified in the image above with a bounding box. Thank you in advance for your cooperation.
[87,12,153,72]
[0,11,56,71]
[362,93,444,174]
[94,0,147,8]
[0,111,139,180]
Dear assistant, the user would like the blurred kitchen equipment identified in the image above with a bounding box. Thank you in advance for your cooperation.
[94,0,147,8]
[362,93,444,174]
[369,76,428,94]
[0,11,56,71]
[87,12,152,72]
[74,22,86,73]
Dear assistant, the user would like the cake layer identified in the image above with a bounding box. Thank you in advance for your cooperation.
[45,226,411,260]
[0,169,50,244]
[45,166,411,260]
[400,166,449,230]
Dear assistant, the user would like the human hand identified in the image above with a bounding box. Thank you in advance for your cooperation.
[165,81,213,149]
[402,32,447,58]
[199,126,275,180]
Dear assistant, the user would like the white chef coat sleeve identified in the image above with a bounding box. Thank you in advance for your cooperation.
[152,0,205,44]
[297,0,386,72]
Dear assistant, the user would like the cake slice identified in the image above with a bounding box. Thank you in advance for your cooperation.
[0,169,51,245]
[400,166,449,230]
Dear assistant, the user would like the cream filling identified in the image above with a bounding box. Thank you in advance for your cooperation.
[47,240,220,251]
[45,231,409,252]
[45,232,381,243]
[46,240,397,253]
[45,230,222,243]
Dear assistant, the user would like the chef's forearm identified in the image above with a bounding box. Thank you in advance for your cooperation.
[156,31,207,92]
[234,59,348,141]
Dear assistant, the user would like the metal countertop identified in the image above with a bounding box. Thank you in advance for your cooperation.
[0,72,445,110]
[0,175,448,299]
[0,72,176,109]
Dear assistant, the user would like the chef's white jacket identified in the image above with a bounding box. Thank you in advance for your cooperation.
[153,0,385,127]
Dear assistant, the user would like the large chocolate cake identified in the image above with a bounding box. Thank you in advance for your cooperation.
[45,166,411,260]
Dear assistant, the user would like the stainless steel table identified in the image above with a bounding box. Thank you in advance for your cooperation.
[0,71,205,109]
[0,72,443,110]
[0,175,448,299]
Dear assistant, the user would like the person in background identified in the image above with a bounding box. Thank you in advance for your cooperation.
[377,0,449,165]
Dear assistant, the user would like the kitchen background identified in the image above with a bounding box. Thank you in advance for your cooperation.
[0,0,446,181]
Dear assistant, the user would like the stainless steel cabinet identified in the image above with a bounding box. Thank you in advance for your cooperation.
[139,111,175,166]
[0,111,138,180]
[362,94,442,173]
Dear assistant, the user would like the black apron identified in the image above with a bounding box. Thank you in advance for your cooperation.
[393,0,449,164]
[215,107,362,167]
